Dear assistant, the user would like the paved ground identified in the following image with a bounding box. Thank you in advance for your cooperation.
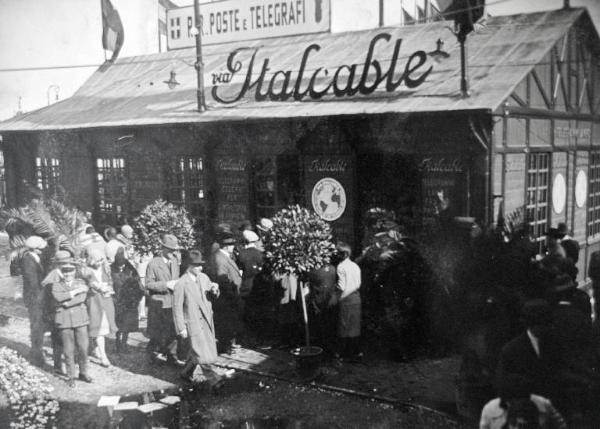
[0,235,463,427]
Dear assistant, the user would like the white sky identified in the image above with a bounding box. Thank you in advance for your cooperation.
[0,0,598,120]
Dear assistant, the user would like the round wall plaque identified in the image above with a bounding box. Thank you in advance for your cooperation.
[552,173,566,214]
[575,170,587,208]
[311,178,346,221]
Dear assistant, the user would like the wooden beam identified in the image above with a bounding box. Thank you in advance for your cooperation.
[531,69,551,109]
[501,105,600,122]
[510,92,527,107]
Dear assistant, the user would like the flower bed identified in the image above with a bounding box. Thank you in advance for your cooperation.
[0,347,59,428]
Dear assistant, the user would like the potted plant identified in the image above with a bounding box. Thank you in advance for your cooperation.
[261,205,335,379]
[132,199,198,256]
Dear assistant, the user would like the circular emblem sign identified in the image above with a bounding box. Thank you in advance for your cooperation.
[552,173,566,214]
[311,178,346,221]
[575,170,587,208]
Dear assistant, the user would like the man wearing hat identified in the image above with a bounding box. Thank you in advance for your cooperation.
[49,251,92,387]
[21,235,48,366]
[206,232,243,354]
[145,233,184,365]
[173,249,220,382]
[237,230,264,338]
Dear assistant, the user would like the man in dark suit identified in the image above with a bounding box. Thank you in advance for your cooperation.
[207,233,243,353]
[497,299,562,404]
[557,222,580,264]
[145,234,183,365]
[237,230,264,336]
[21,236,48,366]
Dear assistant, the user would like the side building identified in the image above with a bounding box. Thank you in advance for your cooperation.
[0,8,599,281]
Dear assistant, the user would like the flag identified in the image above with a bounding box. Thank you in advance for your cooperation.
[101,0,124,61]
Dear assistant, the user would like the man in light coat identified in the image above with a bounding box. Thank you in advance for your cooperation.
[145,234,183,365]
[173,249,220,382]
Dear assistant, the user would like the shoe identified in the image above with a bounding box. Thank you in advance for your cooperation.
[151,352,168,364]
[168,356,186,368]
[78,374,93,383]
[100,358,112,368]
[53,367,65,376]
[66,378,75,388]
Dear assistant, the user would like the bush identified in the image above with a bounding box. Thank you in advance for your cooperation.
[132,199,197,256]
[0,347,59,428]
[261,205,335,277]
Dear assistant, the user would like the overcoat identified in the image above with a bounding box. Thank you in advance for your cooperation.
[111,259,144,332]
[51,279,90,329]
[173,272,218,364]
[81,263,117,337]
[206,250,243,343]
[145,255,180,341]
[22,251,44,309]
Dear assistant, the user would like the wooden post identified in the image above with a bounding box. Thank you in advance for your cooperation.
[299,280,310,347]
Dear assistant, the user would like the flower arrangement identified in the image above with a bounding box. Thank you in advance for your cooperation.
[132,199,197,256]
[261,205,335,277]
[0,347,59,428]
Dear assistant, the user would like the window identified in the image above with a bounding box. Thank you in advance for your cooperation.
[588,152,600,237]
[0,151,6,207]
[96,158,128,224]
[526,153,550,243]
[166,156,205,222]
[35,157,61,194]
[253,155,301,219]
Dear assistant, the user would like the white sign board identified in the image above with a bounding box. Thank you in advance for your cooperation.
[167,0,330,50]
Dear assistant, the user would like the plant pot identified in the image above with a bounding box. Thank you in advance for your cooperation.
[290,346,323,381]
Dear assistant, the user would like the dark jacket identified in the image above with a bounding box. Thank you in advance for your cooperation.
[237,246,264,298]
[497,332,562,401]
[21,251,44,308]
[51,279,89,329]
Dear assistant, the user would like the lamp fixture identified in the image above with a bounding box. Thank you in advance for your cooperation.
[428,39,450,60]
[164,70,180,90]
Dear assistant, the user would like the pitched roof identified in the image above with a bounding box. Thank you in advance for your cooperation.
[0,8,593,132]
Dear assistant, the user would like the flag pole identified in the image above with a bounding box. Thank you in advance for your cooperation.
[194,0,207,112]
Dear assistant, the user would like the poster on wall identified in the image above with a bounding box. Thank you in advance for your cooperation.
[575,170,587,208]
[552,173,566,214]
[304,155,354,244]
[216,156,250,225]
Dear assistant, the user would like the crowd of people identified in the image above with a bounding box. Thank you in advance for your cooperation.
[474,222,600,428]
[19,219,365,387]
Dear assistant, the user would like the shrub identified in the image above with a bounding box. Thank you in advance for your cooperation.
[261,205,335,277]
[0,347,59,428]
[132,199,197,256]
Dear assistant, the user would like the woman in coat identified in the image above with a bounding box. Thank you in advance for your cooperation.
[173,249,220,382]
[111,247,144,352]
[82,248,117,367]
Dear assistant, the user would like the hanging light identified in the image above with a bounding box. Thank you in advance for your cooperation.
[428,39,450,61]
[164,70,180,90]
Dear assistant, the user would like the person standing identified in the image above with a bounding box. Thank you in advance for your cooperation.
[111,247,144,353]
[237,230,264,337]
[308,261,338,359]
[21,236,48,366]
[145,234,183,365]
[173,250,220,382]
[335,242,362,362]
[81,248,117,367]
[50,255,92,387]
[206,233,243,353]
[589,250,600,322]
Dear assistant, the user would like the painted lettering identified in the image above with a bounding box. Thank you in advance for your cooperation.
[212,33,433,103]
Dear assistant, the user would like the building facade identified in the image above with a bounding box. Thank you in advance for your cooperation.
[1,8,599,280]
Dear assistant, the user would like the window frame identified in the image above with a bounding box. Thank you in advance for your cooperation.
[165,155,206,223]
[526,152,551,246]
[588,151,600,238]
[35,156,62,195]
[95,157,129,224]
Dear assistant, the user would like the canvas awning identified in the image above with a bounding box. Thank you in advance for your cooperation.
[0,8,592,132]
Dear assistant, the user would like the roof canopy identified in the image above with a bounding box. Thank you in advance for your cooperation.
[0,8,594,132]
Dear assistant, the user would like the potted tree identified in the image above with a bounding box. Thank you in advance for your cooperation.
[261,205,335,379]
